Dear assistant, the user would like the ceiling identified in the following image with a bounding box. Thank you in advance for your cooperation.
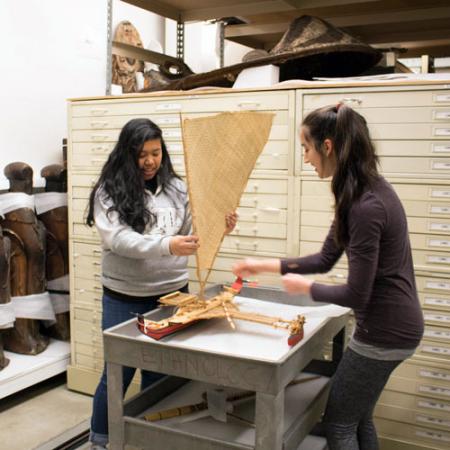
[122,0,450,58]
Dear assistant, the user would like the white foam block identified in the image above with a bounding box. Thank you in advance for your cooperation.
[233,65,280,89]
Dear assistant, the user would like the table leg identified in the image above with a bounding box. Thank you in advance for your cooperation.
[107,362,124,450]
[255,390,284,450]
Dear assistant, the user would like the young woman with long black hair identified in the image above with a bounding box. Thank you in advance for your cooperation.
[86,118,236,449]
[233,104,424,450]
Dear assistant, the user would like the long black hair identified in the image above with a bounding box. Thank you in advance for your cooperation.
[86,118,181,233]
[302,104,379,247]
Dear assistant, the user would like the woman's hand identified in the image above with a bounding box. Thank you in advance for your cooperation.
[232,258,280,278]
[169,235,199,256]
[225,211,238,234]
[282,273,313,295]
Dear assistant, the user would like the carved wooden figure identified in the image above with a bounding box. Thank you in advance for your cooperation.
[37,164,70,340]
[0,226,12,369]
[1,162,49,354]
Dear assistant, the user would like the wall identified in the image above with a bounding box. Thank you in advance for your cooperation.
[0,0,108,189]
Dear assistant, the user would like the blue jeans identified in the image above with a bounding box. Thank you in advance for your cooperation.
[89,286,187,446]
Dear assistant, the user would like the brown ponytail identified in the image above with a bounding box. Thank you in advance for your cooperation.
[302,104,379,247]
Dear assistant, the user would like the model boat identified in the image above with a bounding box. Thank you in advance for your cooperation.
[136,283,305,346]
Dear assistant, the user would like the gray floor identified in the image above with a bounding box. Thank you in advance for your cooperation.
[0,374,92,450]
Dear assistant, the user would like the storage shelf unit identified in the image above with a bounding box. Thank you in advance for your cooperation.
[67,79,450,450]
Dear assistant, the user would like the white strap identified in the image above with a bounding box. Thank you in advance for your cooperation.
[11,292,56,321]
[49,293,70,314]
[0,193,35,217]
[47,274,69,291]
[34,192,67,215]
[0,303,15,329]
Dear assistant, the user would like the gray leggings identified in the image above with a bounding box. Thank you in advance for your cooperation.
[323,348,402,450]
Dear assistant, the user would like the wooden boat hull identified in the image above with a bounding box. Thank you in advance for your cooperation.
[137,319,199,340]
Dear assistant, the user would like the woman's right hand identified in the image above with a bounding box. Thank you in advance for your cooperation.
[169,235,199,256]
[232,258,281,277]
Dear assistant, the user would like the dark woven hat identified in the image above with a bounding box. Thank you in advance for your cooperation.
[147,15,381,91]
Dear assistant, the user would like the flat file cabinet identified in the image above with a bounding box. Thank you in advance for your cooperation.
[68,81,450,450]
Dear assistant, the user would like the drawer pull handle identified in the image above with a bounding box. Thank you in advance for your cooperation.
[419,369,450,381]
[157,117,179,125]
[237,101,261,110]
[427,255,450,264]
[421,345,450,355]
[429,222,450,231]
[340,97,362,105]
[431,190,450,197]
[416,414,450,427]
[91,146,109,153]
[424,313,450,323]
[258,207,281,212]
[91,135,109,141]
[428,239,450,247]
[424,297,450,307]
[434,111,450,120]
[90,108,108,115]
[90,121,108,128]
[92,261,101,266]
[434,128,450,136]
[424,329,450,339]
[435,94,450,103]
[430,206,450,214]
[432,144,450,153]
[415,430,450,442]
[156,103,182,111]
[417,399,449,411]
[432,162,450,170]
[419,384,450,396]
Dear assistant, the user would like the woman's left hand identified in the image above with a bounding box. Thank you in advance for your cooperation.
[225,211,238,234]
[282,273,314,295]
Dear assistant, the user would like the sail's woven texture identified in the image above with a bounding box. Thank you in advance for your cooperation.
[182,111,274,284]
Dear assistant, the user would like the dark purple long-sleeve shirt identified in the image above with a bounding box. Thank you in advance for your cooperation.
[281,177,424,349]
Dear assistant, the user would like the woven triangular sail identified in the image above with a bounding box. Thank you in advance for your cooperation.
[182,111,274,288]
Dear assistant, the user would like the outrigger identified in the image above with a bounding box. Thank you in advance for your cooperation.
[136,280,305,346]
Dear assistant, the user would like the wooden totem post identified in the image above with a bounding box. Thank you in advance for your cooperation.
[36,164,70,340]
[0,162,50,354]
[0,225,12,369]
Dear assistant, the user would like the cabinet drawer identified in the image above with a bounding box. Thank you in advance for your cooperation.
[424,309,450,327]
[407,217,450,235]
[74,274,102,293]
[417,276,450,296]
[375,403,450,434]
[73,305,101,323]
[376,140,450,157]
[71,121,288,143]
[375,416,450,450]
[72,318,102,347]
[386,376,450,401]
[392,360,450,388]
[71,91,290,118]
[72,287,103,308]
[380,157,450,176]
[231,222,287,239]
[236,206,287,224]
[73,352,104,372]
[73,241,102,259]
[420,292,450,313]
[413,250,450,274]
[73,254,102,280]
[304,106,450,124]
[415,339,450,363]
[303,90,450,110]
[221,235,287,255]
[378,389,450,420]
[73,223,100,241]
[423,325,450,344]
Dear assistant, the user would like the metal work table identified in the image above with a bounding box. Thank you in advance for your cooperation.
[103,285,349,450]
